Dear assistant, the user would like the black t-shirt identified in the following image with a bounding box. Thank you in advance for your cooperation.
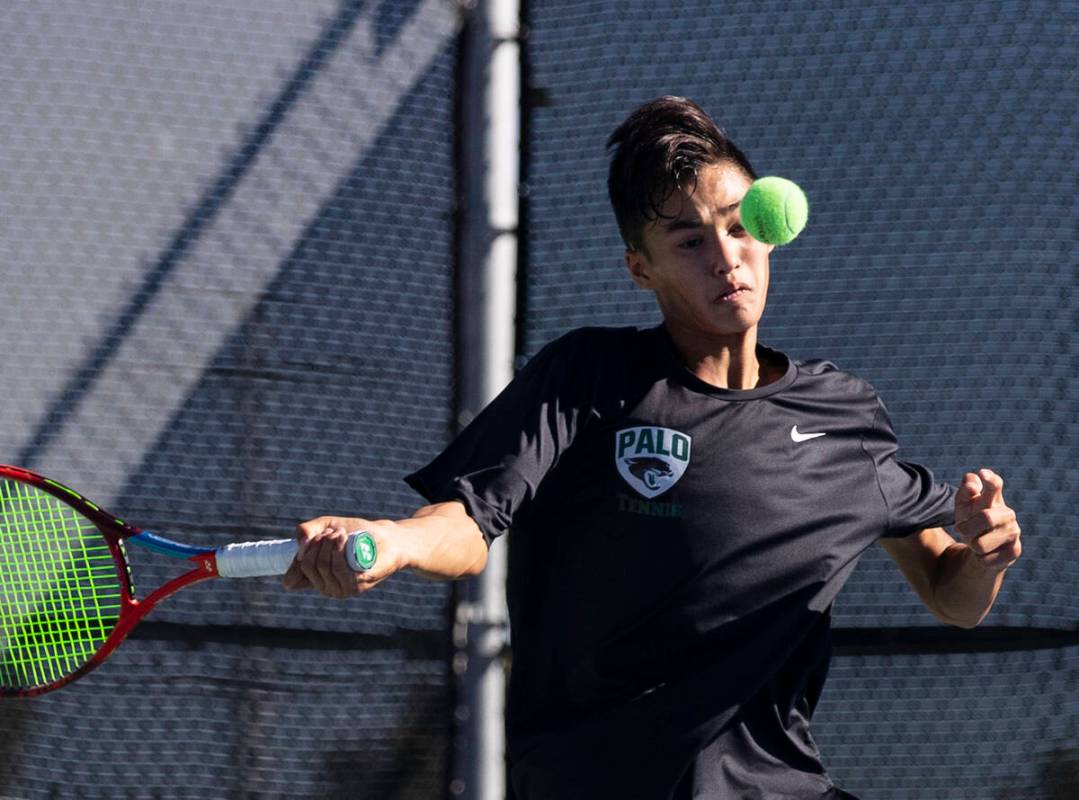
[406,324,957,791]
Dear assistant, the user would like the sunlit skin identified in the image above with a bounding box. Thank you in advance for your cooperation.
[625,162,785,390]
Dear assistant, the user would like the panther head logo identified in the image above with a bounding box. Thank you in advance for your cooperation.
[615,427,691,498]
[623,457,674,491]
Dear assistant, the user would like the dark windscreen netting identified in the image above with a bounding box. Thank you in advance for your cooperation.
[523,0,1076,797]
[813,647,1079,798]
[0,1,460,798]
[0,641,450,798]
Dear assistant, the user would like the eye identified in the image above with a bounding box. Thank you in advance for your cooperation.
[730,224,746,237]
[677,237,703,250]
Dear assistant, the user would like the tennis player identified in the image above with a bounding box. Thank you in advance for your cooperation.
[284,96,1021,799]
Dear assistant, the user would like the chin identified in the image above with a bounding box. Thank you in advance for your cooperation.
[700,321,757,340]
[708,310,760,334]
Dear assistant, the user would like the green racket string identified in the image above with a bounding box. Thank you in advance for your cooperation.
[0,478,122,690]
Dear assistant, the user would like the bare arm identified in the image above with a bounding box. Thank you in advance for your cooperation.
[933,469,1020,627]
[878,526,958,626]
[930,542,1009,629]
[878,469,1021,629]
[282,500,488,598]
[395,501,489,579]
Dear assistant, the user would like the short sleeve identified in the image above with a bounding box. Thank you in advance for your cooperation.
[863,394,958,539]
[404,329,592,545]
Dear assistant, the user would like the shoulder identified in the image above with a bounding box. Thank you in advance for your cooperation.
[523,325,651,372]
[518,326,661,410]
[793,354,878,397]
[529,325,643,354]
[787,353,884,421]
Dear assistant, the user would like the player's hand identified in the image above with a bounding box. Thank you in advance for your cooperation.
[282,516,408,598]
[953,469,1022,573]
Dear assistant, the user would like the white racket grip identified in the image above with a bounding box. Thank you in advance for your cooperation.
[215,538,298,578]
[215,532,375,578]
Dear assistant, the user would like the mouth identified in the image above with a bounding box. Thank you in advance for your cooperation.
[716,285,750,302]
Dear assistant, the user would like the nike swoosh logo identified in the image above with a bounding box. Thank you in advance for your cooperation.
[791,425,827,442]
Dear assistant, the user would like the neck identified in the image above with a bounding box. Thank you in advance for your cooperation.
[663,322,777,391]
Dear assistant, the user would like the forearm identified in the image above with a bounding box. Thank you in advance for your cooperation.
[394,501,488,580]
[932,542,1007,628]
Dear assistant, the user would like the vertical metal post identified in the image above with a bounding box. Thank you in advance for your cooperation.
[454,0,519,798]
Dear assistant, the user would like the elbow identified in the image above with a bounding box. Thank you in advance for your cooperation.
[934,609,983,630]
[467,538,489,577]
[944,618,978,630]
[456,531,489,579]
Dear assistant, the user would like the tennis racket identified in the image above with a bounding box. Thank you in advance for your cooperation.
[0,464,378,697]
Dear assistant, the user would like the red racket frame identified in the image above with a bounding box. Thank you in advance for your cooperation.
[1,464,222,697]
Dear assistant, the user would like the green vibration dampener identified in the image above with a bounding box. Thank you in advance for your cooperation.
[348,531,377,571]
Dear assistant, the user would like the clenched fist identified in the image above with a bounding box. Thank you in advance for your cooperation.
[953,469,1021,574]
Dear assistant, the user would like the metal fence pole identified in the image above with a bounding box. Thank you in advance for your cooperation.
[454,0,519,798]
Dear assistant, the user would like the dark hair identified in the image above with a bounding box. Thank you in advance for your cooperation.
[606,96,757,252]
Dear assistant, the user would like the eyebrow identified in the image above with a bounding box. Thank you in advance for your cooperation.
[661,201,741,233]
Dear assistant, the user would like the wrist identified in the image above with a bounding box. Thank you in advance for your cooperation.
[933,543,1005,628]
[381,519,417,572]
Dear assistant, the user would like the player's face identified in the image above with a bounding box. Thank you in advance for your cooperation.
[625,163,774,342]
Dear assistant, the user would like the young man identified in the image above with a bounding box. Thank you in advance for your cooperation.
[284,97,1021,799]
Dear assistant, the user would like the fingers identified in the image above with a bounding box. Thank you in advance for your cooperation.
[957,472,982,507]
[330,530,361,595]
[302,527,356,599]
[955,469,1007,538]
[282,518,365,599]
[957,507,1021,552]
[976,468,1004,507]
[955,504,1017,541]
[282,517,331,591]
[282,559,310,591]
[975,537,1022,571]
[957,469,1004,515]
[953,470,1022,573]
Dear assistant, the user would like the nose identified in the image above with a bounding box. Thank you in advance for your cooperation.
[711,232,742,275]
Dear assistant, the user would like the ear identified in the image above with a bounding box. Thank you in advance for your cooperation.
[625,248,651,289]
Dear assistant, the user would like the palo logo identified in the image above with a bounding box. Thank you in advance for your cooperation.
[615,426,692,499]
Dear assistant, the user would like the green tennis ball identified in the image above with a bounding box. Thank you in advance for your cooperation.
[739,176,808,245]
